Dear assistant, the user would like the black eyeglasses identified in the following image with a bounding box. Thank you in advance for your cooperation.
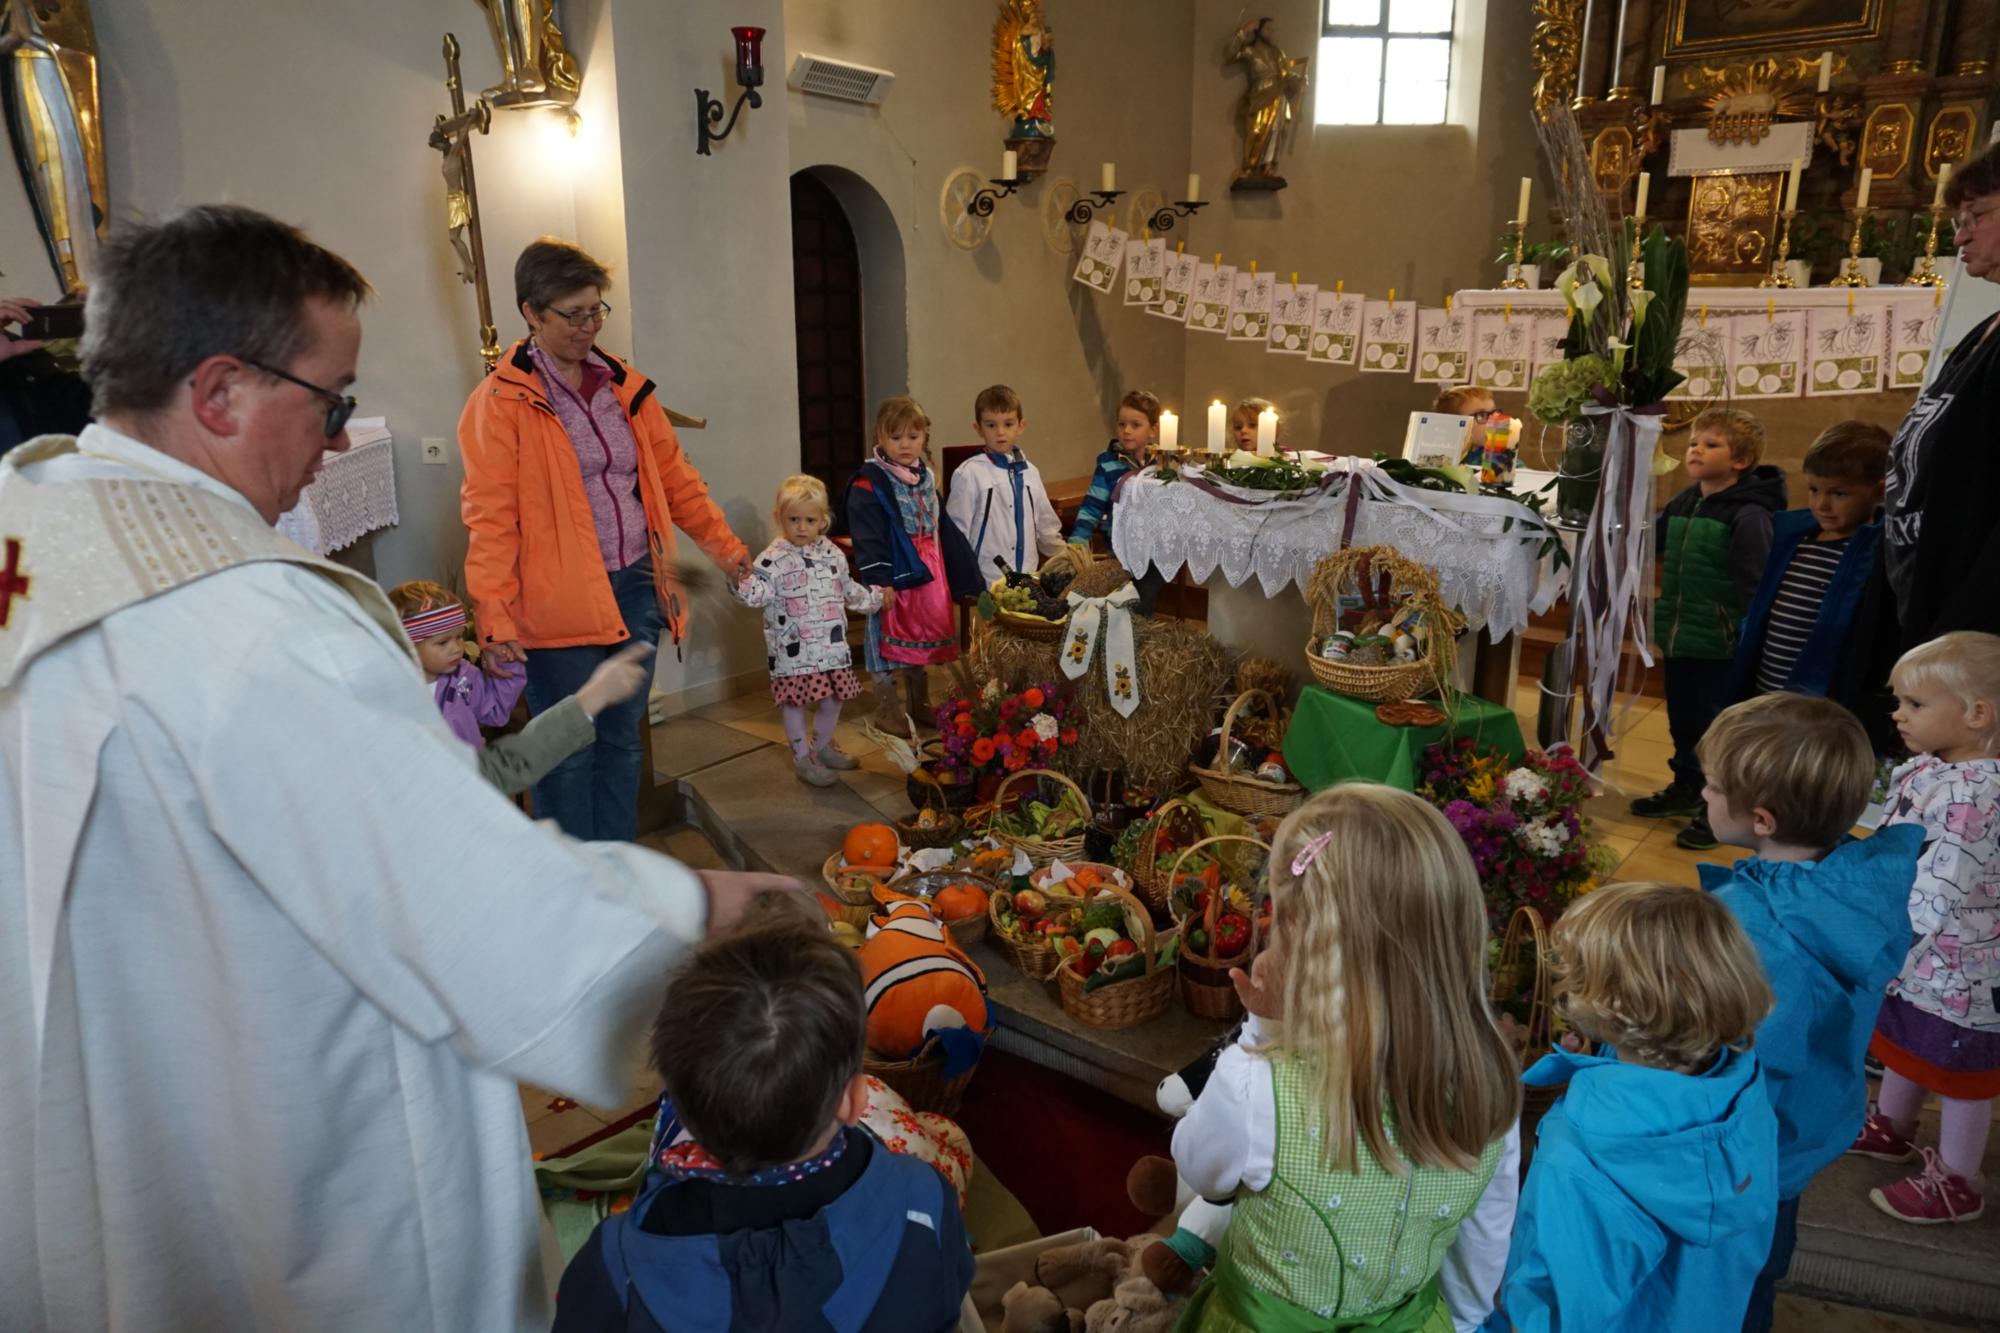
[548,301,612,329]
[1469,408,1496,423]
[240,356,358,439]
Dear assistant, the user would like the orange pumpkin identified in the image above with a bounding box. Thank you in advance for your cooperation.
[843,822,900,869]
[932,883,990,922]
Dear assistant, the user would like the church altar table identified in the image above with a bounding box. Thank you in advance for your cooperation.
[1451,285,1918,315]
[1281,686,1527,793]
[275,421,398,556]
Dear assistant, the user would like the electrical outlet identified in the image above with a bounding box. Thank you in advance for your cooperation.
[421,437,448,465]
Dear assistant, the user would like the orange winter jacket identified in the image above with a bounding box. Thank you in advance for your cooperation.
[458,340,749,651]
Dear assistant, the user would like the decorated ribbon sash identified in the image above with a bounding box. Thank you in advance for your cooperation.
[1570,404,1663,773]
[1059,583,1141,717]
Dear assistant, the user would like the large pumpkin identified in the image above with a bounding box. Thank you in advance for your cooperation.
[931,883,990,922]
[843,822,901,869]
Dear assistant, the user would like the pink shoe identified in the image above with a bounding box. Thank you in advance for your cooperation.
[1869,1148,1986,1225]
[1848,1110,1918,1163]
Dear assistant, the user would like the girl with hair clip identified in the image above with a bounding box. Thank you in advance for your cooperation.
[1172,784,1523,1333]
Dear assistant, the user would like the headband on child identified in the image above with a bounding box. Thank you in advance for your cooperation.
[401,603,467,641]
[1289,829,1338,878]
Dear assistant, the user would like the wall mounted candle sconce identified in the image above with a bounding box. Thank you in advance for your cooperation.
[1147,200,1208,233]
[696,26,765,155]
[1062,188,1124,226]
[968,176,1025,217]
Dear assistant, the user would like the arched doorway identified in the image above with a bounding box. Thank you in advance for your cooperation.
[790,171,866,528]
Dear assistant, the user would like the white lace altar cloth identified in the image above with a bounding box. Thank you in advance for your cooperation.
[1110,458,1559,636]
[276,427,399,556]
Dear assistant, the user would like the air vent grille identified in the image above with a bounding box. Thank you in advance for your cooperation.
[787,53,895,107]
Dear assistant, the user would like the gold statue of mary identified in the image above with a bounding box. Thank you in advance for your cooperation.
[1227,16,1308,192]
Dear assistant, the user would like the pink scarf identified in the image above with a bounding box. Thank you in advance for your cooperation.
[873,449,926,488]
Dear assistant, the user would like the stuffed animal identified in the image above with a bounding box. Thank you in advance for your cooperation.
[999,1236,1180,1333]
[1000,1281,1081,1333]
[1130,1023,1243,1295]
[857,896,990,1074]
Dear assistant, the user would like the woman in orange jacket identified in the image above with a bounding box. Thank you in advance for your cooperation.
[459,239,750,840]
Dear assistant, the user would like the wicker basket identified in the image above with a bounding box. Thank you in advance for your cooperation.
[1189,689,1306,818]
[973,767,1092,865]
[1126,798,1210,914]
[864,1035,979,1116]
[1054,880,1180,1029]
[1163,834,1272,1021]
[987,882,1087,981]
[882,870,997,949]
[896,770,965,850]
[992,608,1070,641]
[1302,545,1463,703]
[1493,904,1555,1069]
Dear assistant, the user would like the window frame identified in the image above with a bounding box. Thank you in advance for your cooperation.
[1318,0,1458,128]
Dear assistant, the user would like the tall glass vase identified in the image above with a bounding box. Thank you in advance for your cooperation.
[1556,416,1608,527]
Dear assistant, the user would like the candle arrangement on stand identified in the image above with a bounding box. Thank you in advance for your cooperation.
[1627,172,1649,290]
[1906,162,1953,288]
[1255,406,1278,457]
[1760,159,1803,288]
[1206,400,1227,455]
[1830,167,1873,288]
[1155,407,1183,477]
[1500,176,1533,290]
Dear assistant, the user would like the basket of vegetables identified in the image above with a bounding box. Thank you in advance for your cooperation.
[895,770,965,851]
[1052,880,1181,1030]
[883,870,997,949]
[821,822,905,926]
[988,878,1088,981]
[1167,834,1273,1021]
[1189,689,1306,818]
[1120,798,1210,913]
[1302,545,1462,703]
[973,767,1092,865]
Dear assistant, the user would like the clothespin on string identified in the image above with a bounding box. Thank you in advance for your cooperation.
[1336,279,1345,296]
[1250,259,1258,275]
[1388,286,1397,303]
[1445,292,1453,313]
[1143,226,1152,242]
[1698,304,1708,328]
[1847,288,1856,316]
[1214,252,1222,268]
[1765,298,1773,323]
[1504,301,1513,322]
[1176,241,1185,256]
[1291,270,1298,287]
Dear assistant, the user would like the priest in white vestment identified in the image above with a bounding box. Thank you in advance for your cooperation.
[0,206,790,1331]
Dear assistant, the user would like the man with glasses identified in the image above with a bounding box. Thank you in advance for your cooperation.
[0,205,794,1331]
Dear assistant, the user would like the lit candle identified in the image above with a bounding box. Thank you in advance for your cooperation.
[1650,64,1666,104]
[1517,176,1533,224]
[1856,166,1872,211]
[1935,161,1952,208]
[1784,158,1802,213]
[1817,50,1832,93]
[1002,149,1017,181]
[1186,172,1200,202]
[1634,171,1650,221]
[1207,401,1227,454]
[1255,407,1278,457]
[1101,162,1116,192]
[1158,409,1178,452]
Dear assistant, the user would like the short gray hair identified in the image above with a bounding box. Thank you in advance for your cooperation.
[514,237,612,314]
[81,204,370,416]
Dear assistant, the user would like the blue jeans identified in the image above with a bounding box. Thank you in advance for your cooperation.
[523,556,663,841]
[1741,1194,1800,1333]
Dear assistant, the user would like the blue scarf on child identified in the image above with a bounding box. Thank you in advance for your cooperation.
[977,449,1030,571]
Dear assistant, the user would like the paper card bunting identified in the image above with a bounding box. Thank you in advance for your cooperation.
[1226,269,1275,341]
[1307,289,1365,365]
[1154,250,1198,323]
[1468,309,1532,391]
[1267,282,1316,355]
[1806,307,1885,397]
[1725,310,1805,399]
[1528,311,1571,376]
[1072,220,1127,293]
[1412,307,1469,384]
[1187,262,1235,333]
[1886,301,1942,389]
[1359,299,1417,373]
[1123,237,1166,307]
[1667,318,1728,401]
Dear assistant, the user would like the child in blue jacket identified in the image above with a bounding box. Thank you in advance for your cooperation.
[1696,693,1922,1332]
[1488,882,1779,1333]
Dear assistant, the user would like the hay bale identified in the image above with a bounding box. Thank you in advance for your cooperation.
[970,612,1230,792]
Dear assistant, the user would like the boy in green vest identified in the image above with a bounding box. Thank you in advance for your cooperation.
[1634,406,1786,849]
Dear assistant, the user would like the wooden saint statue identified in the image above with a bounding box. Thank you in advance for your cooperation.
[1,0,107,294]
[992,0,1056,176]
[1227,16,1308,192]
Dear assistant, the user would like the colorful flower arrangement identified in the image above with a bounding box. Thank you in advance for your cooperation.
[1417,738,1618,927]
[931,679,1082,784]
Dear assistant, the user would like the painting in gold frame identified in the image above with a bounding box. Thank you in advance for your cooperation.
[1666,0,1884,60]
[1687,172,1783,286]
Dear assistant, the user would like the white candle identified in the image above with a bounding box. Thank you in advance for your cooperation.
[1002,149,1017,181]
[1935,162,1952,208]
[1158,409,1178,452]
[1186,173,1200,202]
[1101,162,1116,192]
[1650,65,1666,104]
[1634,171,1650,221]
[1207,401,1227,454]
[1784,158,1802,213]
[1856,167,1872,210]
[1517,176,1533,224]
[1255,407,1278,457]
[1818,50,1832,93]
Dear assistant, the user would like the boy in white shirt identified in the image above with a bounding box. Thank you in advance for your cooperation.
[946,383,1066,584]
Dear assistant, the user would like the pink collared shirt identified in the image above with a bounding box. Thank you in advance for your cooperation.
[530,343,649,570]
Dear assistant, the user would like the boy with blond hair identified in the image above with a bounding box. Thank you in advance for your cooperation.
[1634,406,1787,848]
[1697,693,1922,1332]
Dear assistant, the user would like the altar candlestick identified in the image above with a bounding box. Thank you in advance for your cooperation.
[1576,0,1596,98]
[1255,407,1278,457]
[1002,149,1017,181]
[1634,171,1650,221]
[1610,0,1629,92]
[1817,51,1832,93]
[1158,409,1178,452]
[1186,172,1200,202]
[1856,167,1872,210]
[1935,162,1952,208]
[1207,401,1226,454]
[1517,176,1533,225]
[1784,158,1802,213]
[1101,162,1116,192]
[1650,65,1666,104]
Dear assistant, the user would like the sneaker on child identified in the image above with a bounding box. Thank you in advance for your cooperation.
[1869,1148,1986,1225]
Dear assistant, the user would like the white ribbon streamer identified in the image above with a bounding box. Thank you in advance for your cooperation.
[1571,405,1662,773]
[1059,584,1143,717]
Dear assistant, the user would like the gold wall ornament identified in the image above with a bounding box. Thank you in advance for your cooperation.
[1860,102,1914,178]
[1591,124,1635,193]
[1690,54,1827,146]
[1925,105,1978,178]
[1686,171,1781,286]
[1815,92,1862,167]
[1953,60,1992,77]
[1530,0,1585,124]
[474,0,579,109]
[1,0,107,294]
[1683,52,1848,97]
[1883,60,1923,75]
[429,34,501,372]
[1666,0,1885,60]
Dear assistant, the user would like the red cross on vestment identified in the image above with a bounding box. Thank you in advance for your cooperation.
[0,538,29,628]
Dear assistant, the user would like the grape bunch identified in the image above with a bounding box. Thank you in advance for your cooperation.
[992,556,1074,620]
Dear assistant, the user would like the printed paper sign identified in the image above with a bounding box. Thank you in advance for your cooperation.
[1267,282,1317,355]
[1528,311,1571,375]
[1413,307,1469,384]
[1123,237,1166,307]
[1806,307,1885,397]
[1307,289,1365,366]
[1154,250,1198,323]
[1667,318,1728,401]
[1226,269,1276,342]
[1187,262,1236,333]
[1071,220,1127,294]
[1359,299,1417,373]
[1468,310,1533,391]
[1887,301,1942,389]
[1725,311,1805,399]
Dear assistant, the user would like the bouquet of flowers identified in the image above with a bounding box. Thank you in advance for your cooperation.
[1417,738,1616,927]
[932,679,1082,784]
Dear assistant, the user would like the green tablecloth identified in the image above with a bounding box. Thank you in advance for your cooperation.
[1281,687,1526,793]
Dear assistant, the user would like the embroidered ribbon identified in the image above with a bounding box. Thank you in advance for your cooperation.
[1059,584,1142,717]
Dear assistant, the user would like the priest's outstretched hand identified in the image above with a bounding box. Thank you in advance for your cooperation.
[696,869,807,936]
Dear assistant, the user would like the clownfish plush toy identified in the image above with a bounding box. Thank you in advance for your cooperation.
[858,896,990,1077]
